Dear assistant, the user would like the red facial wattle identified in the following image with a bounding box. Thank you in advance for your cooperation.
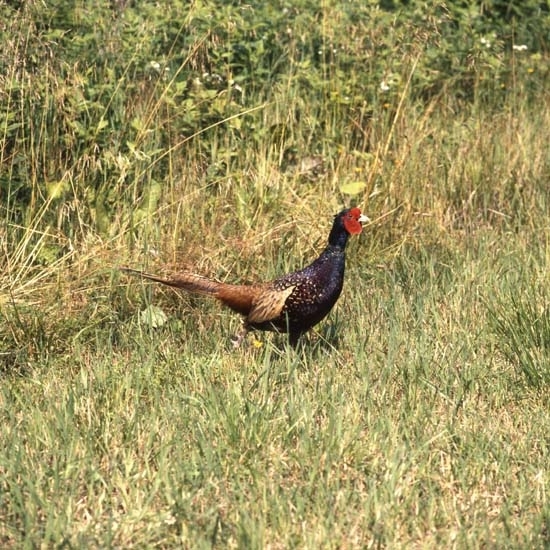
[343,207,368,235]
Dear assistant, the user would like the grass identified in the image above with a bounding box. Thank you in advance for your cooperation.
[1,2,550,547]
[2,229,549,547]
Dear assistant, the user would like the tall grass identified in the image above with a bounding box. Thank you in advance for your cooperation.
[1,1,549,547]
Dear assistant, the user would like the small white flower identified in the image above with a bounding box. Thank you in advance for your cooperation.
[149,60,161,72]
[513,44,528,52]
[380,81,390,92]
[164,514,176,526]
[480,37,491,48]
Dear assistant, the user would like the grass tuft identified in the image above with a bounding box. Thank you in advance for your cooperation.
[488,283,550,389]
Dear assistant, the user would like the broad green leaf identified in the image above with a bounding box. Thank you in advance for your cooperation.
[46,180,68,200]
[139,305,168,328]
[340,181,367,195]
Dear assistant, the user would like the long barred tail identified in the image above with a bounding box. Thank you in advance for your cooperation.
[121,266,257,317]
[121,267,222,296]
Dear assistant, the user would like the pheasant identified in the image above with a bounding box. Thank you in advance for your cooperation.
[123,207,369,346]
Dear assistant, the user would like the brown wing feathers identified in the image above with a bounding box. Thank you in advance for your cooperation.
[247,285,295,324]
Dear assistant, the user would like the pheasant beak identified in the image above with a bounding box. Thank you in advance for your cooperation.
[358,214,370,224]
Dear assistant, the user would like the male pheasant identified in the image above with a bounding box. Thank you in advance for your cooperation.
[123,207,368,346]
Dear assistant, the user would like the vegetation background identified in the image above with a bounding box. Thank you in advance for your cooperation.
[1,0,549,547]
